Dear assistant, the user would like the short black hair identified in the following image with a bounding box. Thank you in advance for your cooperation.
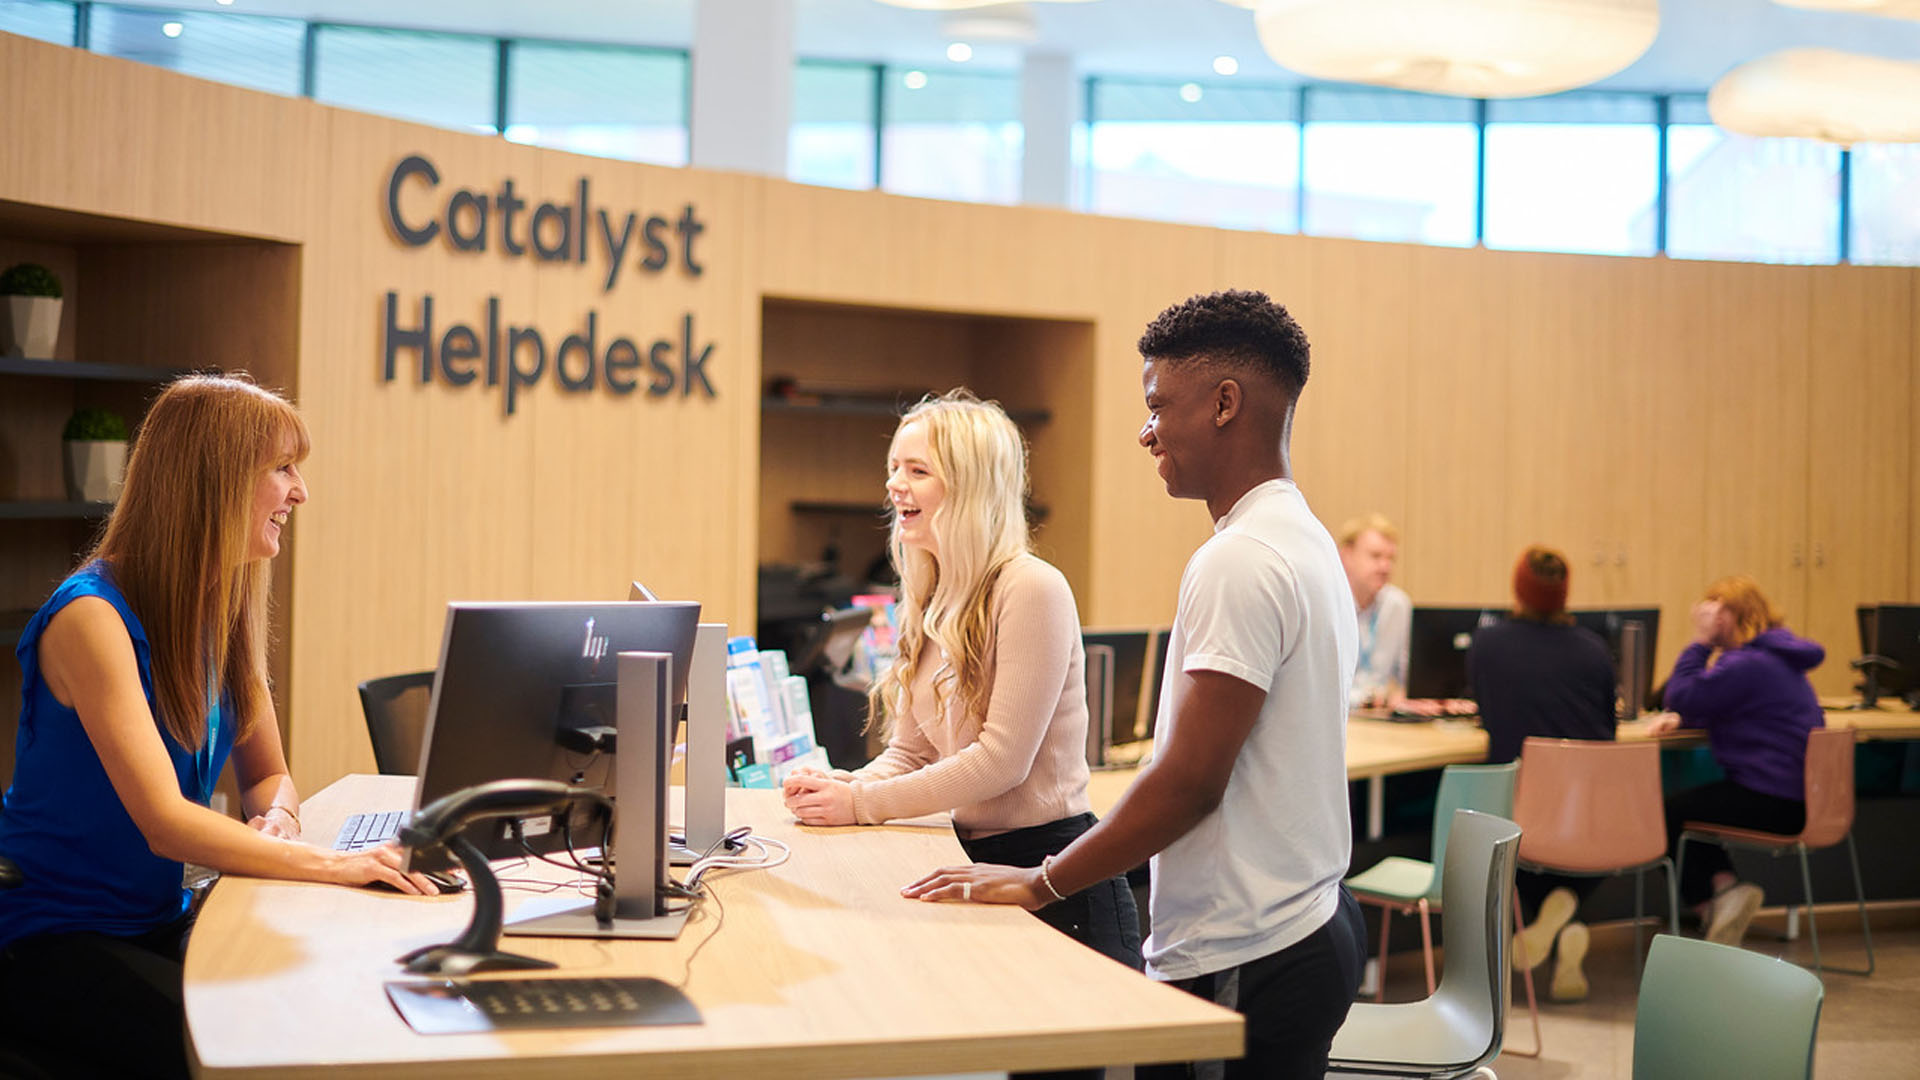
[1136,289,1310,397]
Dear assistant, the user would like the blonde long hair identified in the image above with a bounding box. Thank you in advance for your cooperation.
[867,391,1032,731]
[89,374,309,750]
[1704,575,1785,650]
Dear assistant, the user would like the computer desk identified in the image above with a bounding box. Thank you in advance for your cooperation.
[1090,706,1920,842]
[183,775,1241,1079]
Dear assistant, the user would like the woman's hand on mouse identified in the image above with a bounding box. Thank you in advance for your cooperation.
[325,842,442,895]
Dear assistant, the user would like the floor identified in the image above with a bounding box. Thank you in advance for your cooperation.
[1469,910,1919,1079]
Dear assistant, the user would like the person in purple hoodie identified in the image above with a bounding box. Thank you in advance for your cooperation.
[1646,575,1825,948]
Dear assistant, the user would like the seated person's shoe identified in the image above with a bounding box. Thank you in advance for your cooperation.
[1550,922,1590,1002]
[1705,882,1764,947]
[1513,886,1577,971]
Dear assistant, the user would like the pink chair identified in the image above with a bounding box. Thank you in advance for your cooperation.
[1679,726,1874,976]
[1512,738,1679,972]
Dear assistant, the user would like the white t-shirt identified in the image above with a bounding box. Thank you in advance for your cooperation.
[1352,582,1411,701]
[1144,478,1358,981]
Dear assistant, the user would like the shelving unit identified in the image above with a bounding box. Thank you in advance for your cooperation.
[763,395,1052,426]
[0,356,186,383]
[0,500,114,519]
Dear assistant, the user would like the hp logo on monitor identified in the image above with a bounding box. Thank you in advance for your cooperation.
[582,618,610,663]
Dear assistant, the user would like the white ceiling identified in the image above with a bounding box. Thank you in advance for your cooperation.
[96,0,1920,95]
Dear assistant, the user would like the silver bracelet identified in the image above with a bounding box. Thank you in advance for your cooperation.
[1038,855,1068,903]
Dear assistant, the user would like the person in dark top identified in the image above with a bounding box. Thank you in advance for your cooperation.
[1646,575,1824,950]
[1468,545,1616,1001]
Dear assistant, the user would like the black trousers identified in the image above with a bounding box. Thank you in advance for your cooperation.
[0,911,195,1080]
[1138,886,1368,1080]
[1666,780,1805,907]
[958,811,1144,972]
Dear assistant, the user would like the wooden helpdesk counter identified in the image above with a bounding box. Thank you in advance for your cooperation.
[183,776,1241,1079]
[1089,705,1920,836]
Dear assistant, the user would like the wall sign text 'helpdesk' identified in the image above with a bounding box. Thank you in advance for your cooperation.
[380,154,717,416]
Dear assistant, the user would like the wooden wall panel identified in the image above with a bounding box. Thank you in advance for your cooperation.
[6,35,1920,790]
[1806,267,1912,694]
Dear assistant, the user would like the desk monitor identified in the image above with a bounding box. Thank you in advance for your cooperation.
[1141,628,1174,741]
[1406,606,1504,700]
[409,602,701,882]
[1082,630,1153,743]
[1863,603,1920,701]
[1569,607,1661,714]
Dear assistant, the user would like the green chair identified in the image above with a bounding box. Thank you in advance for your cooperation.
[1329,809,1521,1079]
[1633,934,1824,1080]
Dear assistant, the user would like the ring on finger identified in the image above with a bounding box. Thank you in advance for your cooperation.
[962,881,973,901]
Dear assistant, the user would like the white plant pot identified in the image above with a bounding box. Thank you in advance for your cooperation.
[4,295,62,358]
[64,440,128,503]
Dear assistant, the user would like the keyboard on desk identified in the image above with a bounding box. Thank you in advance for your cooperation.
[333,809,409,852]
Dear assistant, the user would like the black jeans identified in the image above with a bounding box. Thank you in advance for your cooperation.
[0,911,195,1080]
[1666,780,1806,906]
[958,811,1144,972]
[1139,886,1368,1080]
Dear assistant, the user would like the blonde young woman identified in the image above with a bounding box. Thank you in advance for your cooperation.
[782,391,1142,973]
[0,376,441,1080]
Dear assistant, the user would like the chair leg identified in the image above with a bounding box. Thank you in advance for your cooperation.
[1505,889,1543,1058]
[1664,856,1679,937]
[1847,833,1876,977]
[1417,899,1436,996]
[1375,902,1392,1003]
[1632,869,1646,978]
[1798,847,1823,976]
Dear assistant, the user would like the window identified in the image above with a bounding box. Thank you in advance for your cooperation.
[314,25,497,134]
[881,67,1021,205]
[1483,94,1658,256]
[1665,97,1839,264]
[90,5,303,97]
[0,0,73,45]
[505,41,687,166]
[1850,142,1920,267]
[1089,79,1300,233]
[791,60,877,190]
[1302,88,1478,247]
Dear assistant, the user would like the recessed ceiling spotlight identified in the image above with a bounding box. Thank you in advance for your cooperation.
[216,0,234,5]
[1213,55,1239,76]
[1179,82,1204,103]
[947,42,973,62]
[161,20,183,36]
[904,70,929,90]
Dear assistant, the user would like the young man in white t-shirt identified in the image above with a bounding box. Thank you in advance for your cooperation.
[906,289,1367,1078]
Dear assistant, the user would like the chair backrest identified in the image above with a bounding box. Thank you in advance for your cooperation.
[357,671,435,775]
[1633,934,1824,1080]
[1426,761,1519,902]
[1799,726,1857,849]
[1513,737,1665,871]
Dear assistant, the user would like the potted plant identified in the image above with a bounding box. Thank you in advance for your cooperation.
[63,407,129,504]
[1,262,63,358]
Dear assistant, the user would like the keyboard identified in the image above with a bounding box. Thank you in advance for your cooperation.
[385,976,702,1034]
[333,809,409,853]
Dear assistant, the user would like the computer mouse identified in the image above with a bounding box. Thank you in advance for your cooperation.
[368,869,467,894]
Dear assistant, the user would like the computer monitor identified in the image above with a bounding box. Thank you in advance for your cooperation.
[1406,606,1505,700]
[1862,603,1920,701]
[1141,628,1173,741]
[1569,607,1661,714]
[1082,629,1153,743]
[408,602,701,875]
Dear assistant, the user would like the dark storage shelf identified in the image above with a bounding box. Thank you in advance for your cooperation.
[0,500,114,520]
[0,356,186,383]
[763,396,1050,425]
[791,499,1048,521]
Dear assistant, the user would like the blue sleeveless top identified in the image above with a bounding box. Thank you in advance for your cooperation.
[0,562,233,949]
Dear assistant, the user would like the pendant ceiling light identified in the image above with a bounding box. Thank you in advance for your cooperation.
[1252,0,1660,99]
[872,0,1095,9]
[1709,48,1920,144]
[1773,0,1920,18]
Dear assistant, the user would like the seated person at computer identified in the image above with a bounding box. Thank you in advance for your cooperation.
[783,392,1142,974]
[1468,544,1615,1001]
[1645,576,1824,949]
[0,375,442,1080]
[1340,513,1411,709]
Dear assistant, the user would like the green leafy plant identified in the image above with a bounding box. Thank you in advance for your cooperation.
[63,407,129,442]
[0,263,62,299]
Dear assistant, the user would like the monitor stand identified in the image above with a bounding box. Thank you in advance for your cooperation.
[507,651,688,941]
